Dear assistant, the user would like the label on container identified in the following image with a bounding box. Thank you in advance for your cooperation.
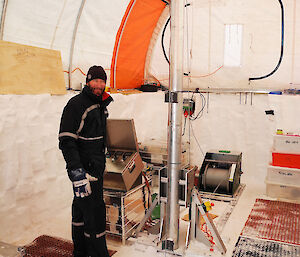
[285,140,299,145]
[278,171,293,176]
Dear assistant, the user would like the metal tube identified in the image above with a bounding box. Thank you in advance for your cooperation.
[166,0,185,250]
[181,87,279,94]
[68,0,86,89]
[0,0,8,40]
[121,195,125,245]
[119,87,279,94]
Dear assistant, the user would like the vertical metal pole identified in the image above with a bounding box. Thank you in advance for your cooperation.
[0,0,8,40]
[166,0,185,250]
[159,201,166,241]
[121,195,125,245]
[190,191,196,240]
[68,0,86,90]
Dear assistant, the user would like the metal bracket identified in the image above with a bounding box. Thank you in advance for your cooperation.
[162,239,174,251]
[186,188,227,254]
[165,91,178,103]
[134,195,159,237]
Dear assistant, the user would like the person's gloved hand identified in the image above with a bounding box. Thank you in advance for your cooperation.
[68,168,98,198]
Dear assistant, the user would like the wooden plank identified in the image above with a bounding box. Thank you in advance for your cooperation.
[0,40,66,95]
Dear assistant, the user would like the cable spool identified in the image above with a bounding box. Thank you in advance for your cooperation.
[199,151,242,195]
[202,164,231,193]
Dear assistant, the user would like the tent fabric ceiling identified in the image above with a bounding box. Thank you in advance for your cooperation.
[110,0,166,89]
[0,0,299,90]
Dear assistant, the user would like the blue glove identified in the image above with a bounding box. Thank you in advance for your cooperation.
[68,168,95,198]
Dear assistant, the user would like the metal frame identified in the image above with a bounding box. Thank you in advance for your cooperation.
[134,194,159,238]
[104,182,150,245]
[199,183,245,234]
[159,165,196,208]
[187,188,227,254]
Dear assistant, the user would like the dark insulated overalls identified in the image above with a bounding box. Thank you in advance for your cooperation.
[59,86,113,257]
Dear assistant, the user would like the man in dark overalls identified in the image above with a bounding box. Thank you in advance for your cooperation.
[59,66,113,257]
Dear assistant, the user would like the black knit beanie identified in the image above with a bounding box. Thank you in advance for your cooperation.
[86,65,107,84]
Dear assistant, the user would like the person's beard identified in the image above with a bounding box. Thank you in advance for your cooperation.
[90,87,103,96]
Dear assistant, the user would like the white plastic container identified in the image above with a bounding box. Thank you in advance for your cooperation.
[267,165,300,185]
[265,179,300,201]
[273,135,300,154]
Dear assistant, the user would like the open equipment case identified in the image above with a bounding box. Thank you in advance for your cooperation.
[103,119,149,244]
[103,119,144,192]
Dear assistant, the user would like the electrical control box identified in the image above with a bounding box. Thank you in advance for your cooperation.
[183,98,195,116]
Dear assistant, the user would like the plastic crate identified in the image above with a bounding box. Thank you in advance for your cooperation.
[273,135,300,154]
[267,165,300,185]
[265,178,300,201]
[272,152,300,169]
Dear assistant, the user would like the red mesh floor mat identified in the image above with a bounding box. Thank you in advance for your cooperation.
[241,199,300,245]
[21,235,117,257]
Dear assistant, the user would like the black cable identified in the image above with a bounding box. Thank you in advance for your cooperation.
[161,17,170,65]
[190,93,206,121]
[161,0,169,4]
[249,0,284,81]
[161,3,191,65]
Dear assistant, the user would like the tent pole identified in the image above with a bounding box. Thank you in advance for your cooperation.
[0,0,8,40]
[165,0,185,250]
[68,0,86,90]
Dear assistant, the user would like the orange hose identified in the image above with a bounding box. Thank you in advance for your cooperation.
[64,67,111,76]
[156,65,224,83]
[63,67,86,75]
[189,65,223,78]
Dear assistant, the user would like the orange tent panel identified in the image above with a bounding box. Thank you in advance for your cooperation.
[110,0,167,89]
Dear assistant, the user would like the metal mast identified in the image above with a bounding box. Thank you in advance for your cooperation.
[165,0,185,250]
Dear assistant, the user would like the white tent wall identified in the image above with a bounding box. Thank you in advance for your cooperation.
[150,0,300,89]
[70,0,130,89]
[205,0,299,89]
[0,0,300,247]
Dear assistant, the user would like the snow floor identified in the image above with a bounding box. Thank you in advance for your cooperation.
[108,185,262,257]
[5,183,297,257]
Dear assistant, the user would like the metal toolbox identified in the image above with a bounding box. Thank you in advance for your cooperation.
[139,141,188,167]
[103,119,144,192]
